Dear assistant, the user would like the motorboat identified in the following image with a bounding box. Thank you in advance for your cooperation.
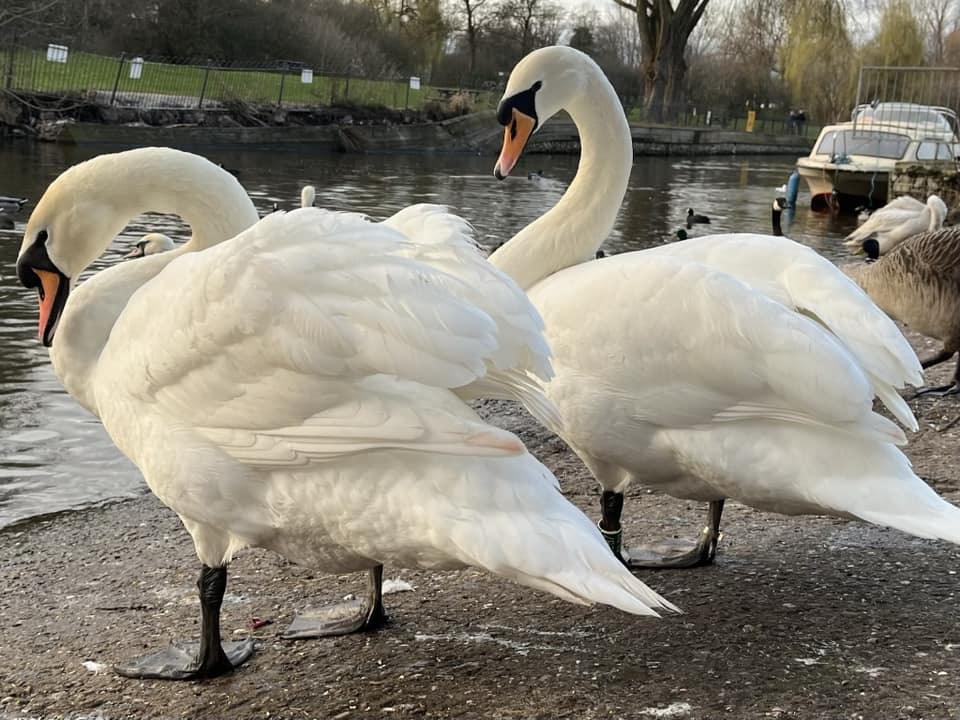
[796,102,959,211]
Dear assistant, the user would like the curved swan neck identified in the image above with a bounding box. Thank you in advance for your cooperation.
[95,148,259,254]
[489,65,632,290]
[43,148,260,414]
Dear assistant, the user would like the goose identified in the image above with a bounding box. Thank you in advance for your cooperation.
[844,226,960,396]
[771,198,785,237]
[16,147,676,680]
[123,232,175,258]
[300,184,316,208]
[844,194,947,256]
[488,46,958,570]
[687,208,710,225]
[0,195,27,213]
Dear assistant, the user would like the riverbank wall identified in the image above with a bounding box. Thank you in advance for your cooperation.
[0,92,812,156]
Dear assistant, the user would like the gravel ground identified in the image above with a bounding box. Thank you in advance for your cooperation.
[1,330,958,720]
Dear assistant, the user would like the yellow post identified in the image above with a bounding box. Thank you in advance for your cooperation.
[745,110,756,133]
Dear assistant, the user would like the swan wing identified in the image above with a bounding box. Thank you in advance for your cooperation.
[102,208,535,465]
[532,255,906,445]
[878,195,926,213]
[845,207,919,245]
[642,234,922,429]
[382,203,560,428]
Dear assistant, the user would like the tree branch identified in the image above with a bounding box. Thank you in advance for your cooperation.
[610,0,638,13]
[0,0,65,30]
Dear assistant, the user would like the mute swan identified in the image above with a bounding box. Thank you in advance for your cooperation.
[124,232,175,258]
[16,147,675,680]
[844,226,960,396]
[301,184,316,208]
[488,46,957,570]
[844,194,947,256]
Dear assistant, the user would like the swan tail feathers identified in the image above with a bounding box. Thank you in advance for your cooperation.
[804,444,960,545]
[478,520,681,617]
[451,457,679,617]
[869,380,919,433]
[854,500,960,546]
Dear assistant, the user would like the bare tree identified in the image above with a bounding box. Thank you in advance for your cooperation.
[497,0,562,55]
[916,0,959,63]
[610,0,710,122]
[453,0,493,74]
[0,0,65,36]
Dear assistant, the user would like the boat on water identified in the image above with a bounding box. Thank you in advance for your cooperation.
[796,102,960,211]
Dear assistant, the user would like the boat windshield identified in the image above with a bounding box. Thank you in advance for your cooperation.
[814,129,910,160]
[854,103,955,134]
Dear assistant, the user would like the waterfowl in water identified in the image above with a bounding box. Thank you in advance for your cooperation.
[300,185,316,208]
[686,208,710,227]
[772,198,785,237]
[16,146,676,680]
[0,196,27,213]
[488,47,954,572]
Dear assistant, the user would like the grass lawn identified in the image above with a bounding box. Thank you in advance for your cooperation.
[1,46,498,111]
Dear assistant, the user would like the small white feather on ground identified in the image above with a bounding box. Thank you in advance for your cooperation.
[382,578,415,594]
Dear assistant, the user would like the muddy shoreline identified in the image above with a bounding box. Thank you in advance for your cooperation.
[1,330,958,720]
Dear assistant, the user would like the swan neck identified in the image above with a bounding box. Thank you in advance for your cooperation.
[48,150,259,414]
[489,73,632,290]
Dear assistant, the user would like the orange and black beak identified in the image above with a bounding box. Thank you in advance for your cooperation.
[493,82,541,180]
[17,240,70,347]
[495,109,536,180]
[124,241,147,259]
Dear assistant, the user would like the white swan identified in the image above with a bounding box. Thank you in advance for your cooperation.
[123,232,176,258]
[16,146,675,680]
[301,184,316,208]
[488,46,959,568]
[844,194,947,257]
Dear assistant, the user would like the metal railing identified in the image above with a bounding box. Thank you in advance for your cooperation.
[0,44,500,112]
[852,66,960,138]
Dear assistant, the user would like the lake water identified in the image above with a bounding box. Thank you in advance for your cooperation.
[0,141,864,528]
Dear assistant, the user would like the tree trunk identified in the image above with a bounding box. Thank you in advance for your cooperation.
[627,0,708,123]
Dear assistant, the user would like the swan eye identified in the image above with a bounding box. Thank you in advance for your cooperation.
[37,230,48,244]
[531,80,542,92]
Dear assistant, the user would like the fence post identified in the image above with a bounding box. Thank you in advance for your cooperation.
[109,52,126,105]
[5,47,14,90]
[405,78,410,109]
[344,68,351,102]
[277,62,286,106]
[198,61,211,109]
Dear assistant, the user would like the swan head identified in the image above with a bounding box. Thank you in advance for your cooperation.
[301,185,316,208]
[17,186,130,347]
[493,46,593,179]
[124,232,176,258]
[927,194,948,228]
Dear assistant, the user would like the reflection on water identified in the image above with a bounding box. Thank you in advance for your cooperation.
[0,141,863,528]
